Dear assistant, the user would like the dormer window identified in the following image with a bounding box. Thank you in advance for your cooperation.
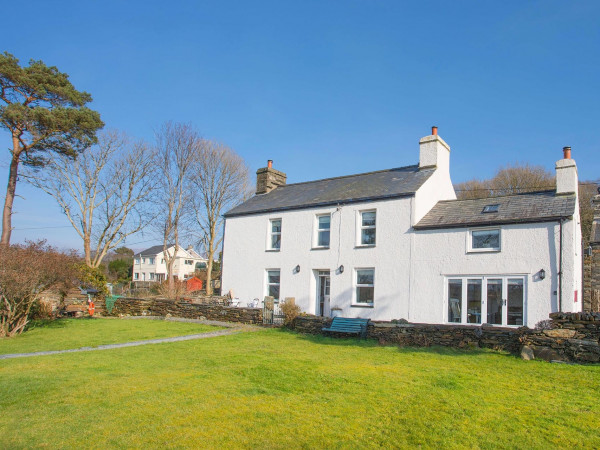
[482,204,499,213]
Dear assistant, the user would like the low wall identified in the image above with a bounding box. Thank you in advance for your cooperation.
[97,297,263,325]
[293,313,600,364]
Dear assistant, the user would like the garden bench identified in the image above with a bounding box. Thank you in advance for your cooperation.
[322,317,370,339]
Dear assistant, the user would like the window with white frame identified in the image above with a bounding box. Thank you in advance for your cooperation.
[355,269,375,305]
[184,259,193,265]
[142,257,146,264]
[149,273,155,280]
[469,228,500,252]
[134,272,139,280]
[269,219,282,250]
[135,258,140,265]
[315,214,331,248]
[149,257,155,264]
[359,210,376,246]
[446,276,525,326]
[266,270,280,301]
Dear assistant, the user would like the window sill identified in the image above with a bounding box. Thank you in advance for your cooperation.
[467,248,501,254]
[311,247,330,251]
[354,245,376,249]
[351,304,374,308]
[265,249,281,252]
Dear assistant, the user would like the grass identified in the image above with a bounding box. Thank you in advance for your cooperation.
[0,327,599,448]
[0,318,221,355]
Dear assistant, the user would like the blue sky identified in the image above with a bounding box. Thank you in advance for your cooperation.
[1,0,599,251]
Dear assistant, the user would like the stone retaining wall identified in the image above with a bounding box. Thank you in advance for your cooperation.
[293,312,600,364]
[97,297,263,324]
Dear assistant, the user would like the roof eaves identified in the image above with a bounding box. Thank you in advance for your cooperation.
[224,192,416,218]
[413,215,573,231]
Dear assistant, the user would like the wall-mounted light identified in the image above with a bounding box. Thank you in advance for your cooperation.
[584,245,593,257]
[339,265,344,273]
[539,269,546,280]
[294,265,300,273]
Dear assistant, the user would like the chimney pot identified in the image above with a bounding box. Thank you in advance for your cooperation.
[267,160,273,168]
[563,147,571,160]
[432,126,438,136]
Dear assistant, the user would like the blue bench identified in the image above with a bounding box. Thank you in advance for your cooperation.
[322,317,370,339]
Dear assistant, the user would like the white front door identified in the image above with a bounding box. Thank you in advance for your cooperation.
[317,271,331,317]
[447,276,525,326]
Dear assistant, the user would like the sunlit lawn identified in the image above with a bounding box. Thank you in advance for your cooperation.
[0,318,221,355]
[0,326,599,448]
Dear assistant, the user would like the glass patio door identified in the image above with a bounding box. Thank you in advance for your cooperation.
[449,276,525,326]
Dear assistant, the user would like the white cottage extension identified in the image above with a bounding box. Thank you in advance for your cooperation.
[222,128,582,327]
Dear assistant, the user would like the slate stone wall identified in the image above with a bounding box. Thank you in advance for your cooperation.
[292,313,600,364]
[588,245,600,312]
[97,297,263,324]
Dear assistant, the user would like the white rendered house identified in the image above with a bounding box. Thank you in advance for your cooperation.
[133,245,207,283]
[222,128,582,328]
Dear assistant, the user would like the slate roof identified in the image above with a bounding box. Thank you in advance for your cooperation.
[135,244,172,257]
[414,190,576,230]
[224,165,435,217]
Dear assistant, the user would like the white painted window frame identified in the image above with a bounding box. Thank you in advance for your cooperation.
[265,268,281,302]
[354,267,375,306]
[314,213,331,248]
[467,227,501,253]
[356,209,376,247]
[267,218,282,251]
[444,274,527,327]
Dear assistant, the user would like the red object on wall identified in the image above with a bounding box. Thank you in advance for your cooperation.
[186,276,204,292]
[574,290,578,303]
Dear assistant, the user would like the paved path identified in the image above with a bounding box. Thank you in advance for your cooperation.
[0,318,260,360]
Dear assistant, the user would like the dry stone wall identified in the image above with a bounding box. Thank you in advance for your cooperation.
[97,297,263,324]
[293,313,600,364]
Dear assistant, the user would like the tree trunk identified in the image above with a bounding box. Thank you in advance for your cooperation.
[1,144,21,246]
[206,257,213,296]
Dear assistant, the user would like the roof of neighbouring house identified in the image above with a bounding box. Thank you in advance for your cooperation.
[224,165,435,217]
[135,244,173,257]
[414,190,577,230]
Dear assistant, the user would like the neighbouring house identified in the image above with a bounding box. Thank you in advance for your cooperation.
[221,127,582,328]
[132,244,207,283]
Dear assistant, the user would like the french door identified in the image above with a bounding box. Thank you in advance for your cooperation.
[447,276,525,326]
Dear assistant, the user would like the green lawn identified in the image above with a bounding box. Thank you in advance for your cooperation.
[0,327,599,448]
[0,318,221,355]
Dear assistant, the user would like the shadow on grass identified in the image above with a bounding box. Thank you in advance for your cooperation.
[26,318,73,331]
[275,327,517,359]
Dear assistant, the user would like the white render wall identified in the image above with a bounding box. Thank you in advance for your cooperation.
[133,247,205,281]
[222,197,414,320]
[411,220,581,328]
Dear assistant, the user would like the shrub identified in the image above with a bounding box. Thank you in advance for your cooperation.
[281,299,301,327]
[0,241,79,337]
[535,319,553,331]
[155,280,188,300]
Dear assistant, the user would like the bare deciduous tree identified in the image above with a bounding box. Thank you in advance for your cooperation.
[26,130,156,268]
[153,122,199,285]
[455,163,555,199]
[190,140,249,295]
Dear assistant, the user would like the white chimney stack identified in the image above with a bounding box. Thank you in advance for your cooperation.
[419,126,450,172]
[556,146,578,195]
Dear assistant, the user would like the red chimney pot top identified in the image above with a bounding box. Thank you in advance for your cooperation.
[432,126,438,136]
[563,147,571,159]
[267,160,273,168]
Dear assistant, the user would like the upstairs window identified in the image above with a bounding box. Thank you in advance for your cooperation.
[184,260,193,265]
[469,229,500,252]
[316,214,331,248]
[149,257,155,264]
[135,258,140,265]
[269,219,282,250]
[359,210,376,246]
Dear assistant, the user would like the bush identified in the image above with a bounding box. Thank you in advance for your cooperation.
[155,280,188,300]
[281,299,301,327]
[0,241,79,337]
